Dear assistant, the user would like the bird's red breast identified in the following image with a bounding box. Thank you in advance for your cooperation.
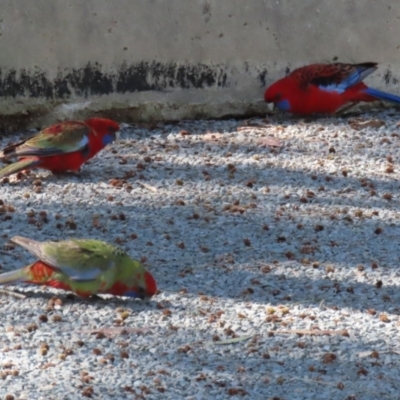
[34,152,88,173]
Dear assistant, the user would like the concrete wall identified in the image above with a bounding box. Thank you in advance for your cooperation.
[0,0,400,130]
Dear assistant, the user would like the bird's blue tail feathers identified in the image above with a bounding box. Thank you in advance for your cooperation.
[365,87,400,104]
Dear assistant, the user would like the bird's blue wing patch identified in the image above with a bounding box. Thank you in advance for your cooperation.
[60,267,103,282]
[319,70,361,94]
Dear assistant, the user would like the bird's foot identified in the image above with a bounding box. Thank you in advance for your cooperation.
[336,103,357,116]
[66,293,105,302]
[51,169,82,178]
[88,294,105,301]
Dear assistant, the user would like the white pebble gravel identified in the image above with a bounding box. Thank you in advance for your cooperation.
[1,110,400,399]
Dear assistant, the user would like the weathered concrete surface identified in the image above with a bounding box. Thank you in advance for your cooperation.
[0,0,400,131]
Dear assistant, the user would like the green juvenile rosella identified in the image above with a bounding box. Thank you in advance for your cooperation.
[0,236,157,299]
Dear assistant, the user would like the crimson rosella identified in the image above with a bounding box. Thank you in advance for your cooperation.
[0,118,119,178]
[264,62,400,114]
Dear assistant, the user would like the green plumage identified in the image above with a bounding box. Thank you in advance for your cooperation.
[0,123,90,159]
[27,237,131,277]
[0,159,40,179]
[0,236,157,298]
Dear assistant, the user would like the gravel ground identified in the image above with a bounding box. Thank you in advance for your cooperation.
[1,109,400,399]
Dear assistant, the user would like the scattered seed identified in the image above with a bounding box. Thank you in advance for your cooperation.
[322,353,337,364]
[243,238,251,246]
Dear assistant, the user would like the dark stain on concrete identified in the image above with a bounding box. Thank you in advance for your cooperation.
[0,61,229,99]
[0,69,53,98]
[383,69,392,85]
[383,69,399,86]
[202,1,212,23]
[65,63,114,97]
[258,69,267,87]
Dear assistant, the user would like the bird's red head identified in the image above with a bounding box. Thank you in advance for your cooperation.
[120,271,157,300]
[264,78,294,112]
[264,79,285,103]
[84,117,120,133]
[84,118,120,146]
[144,271,157,297]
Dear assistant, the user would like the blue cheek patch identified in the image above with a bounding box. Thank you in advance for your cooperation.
[102,133,115,146]
[124,290,143,299]
[277,99,291,111]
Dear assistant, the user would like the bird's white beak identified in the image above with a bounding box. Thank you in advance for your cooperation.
[115,130,121,140]
[266,102,275,112]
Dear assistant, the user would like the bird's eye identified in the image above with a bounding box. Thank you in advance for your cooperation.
[274,94,281,101]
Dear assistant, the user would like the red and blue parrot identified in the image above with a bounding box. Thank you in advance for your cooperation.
[264,62,400,115]
[0,117,119,179]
